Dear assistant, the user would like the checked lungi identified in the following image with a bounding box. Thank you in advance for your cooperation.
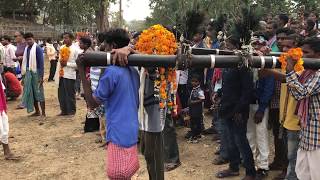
[106,143,139,180]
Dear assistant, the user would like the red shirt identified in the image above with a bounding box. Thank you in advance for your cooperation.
[4,72,22,96]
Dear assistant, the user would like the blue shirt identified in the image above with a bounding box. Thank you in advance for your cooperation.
[26,44,44,78]
[94,66,140,148]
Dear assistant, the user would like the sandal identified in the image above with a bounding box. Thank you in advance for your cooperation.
[216,169,240,178]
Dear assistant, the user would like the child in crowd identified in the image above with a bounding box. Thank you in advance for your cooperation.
[188,74,205,141]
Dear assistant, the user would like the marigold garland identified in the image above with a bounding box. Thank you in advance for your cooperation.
[279,48,304,72]
[59,46,71,77]
[135,24,178,114]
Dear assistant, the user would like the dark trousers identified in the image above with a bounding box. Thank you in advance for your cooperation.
[163,115,180,164]
[225,117,256,176]
[190,116,203,136]
[215,113,229,160]
[4,66,15,74]
[140,131,164,180]
[75,71,81,94]
[48,60,57,81]
[58,77,76,114]
[177,84,188,109]
[270,108,288,167]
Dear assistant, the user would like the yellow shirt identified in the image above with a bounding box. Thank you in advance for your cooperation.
[280,83,300,131]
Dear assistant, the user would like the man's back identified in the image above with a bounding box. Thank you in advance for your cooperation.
[94,66,140,148]
[4,72,22,95]
[220,67,253,119]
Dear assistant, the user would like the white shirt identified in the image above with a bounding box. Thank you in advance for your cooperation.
[4,44,16,67]
[60,44,82,80]
[0,44,5,65]
[178,70,188,84]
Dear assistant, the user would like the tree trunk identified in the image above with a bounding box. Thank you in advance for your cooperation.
[96,0,106,32]
[104,5,109,30]
[96,0,111,32]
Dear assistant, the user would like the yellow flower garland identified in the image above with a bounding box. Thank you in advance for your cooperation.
[135,24,178,113]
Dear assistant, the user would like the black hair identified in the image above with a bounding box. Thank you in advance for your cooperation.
[62,32,75,39]
[276,28,295,36]
[46,38,52,44]
[286,34,303,44]
[300,37,320,53]
[278,14,289,24]
[23,32,34,39]
[309,11,319,29]
[191,74,201,81]
[103,28,130,48]
[2,35,11,42]
[306,18,316,31]
[79,37,92,48]
[253,31,267,40]
[16,31,24,36]
[133,31,142,39]
[269,21,279,30]
[97,32,105,44]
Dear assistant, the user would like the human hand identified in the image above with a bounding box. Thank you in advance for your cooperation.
[286,58,295,73]
[38,79,44,86]
[60,61,67,67]
[254,111,264,124]
[111,46,134,66]
[76,53,85,66]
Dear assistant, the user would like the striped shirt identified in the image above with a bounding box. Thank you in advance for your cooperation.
[286,70,320,151]
[90,67,104,92]
[270,80,281,109]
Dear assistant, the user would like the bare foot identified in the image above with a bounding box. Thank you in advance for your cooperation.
[100,142,107,148]
[29,112,40,117]
[16,104,25,110]
[95,137,102,144]
[5,154,21,161]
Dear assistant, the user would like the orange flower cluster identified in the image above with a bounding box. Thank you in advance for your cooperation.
[135,24,177,55]
[136,25,178,113]
[279,48,304,72]
[76,32,87,39]
[59,46,71,77]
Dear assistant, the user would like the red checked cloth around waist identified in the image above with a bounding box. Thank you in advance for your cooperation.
[106,143,139,180]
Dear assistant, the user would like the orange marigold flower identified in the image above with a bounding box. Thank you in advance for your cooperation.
[279,48,304,72]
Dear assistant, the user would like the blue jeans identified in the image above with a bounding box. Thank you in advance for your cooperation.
[215,114,229,160]
[286,130,299,180]
[225,117,256,176]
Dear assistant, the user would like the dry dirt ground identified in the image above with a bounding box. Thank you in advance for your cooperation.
[0,61,282,180]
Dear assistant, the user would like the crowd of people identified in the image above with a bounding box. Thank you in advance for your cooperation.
[0,8,320,180]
